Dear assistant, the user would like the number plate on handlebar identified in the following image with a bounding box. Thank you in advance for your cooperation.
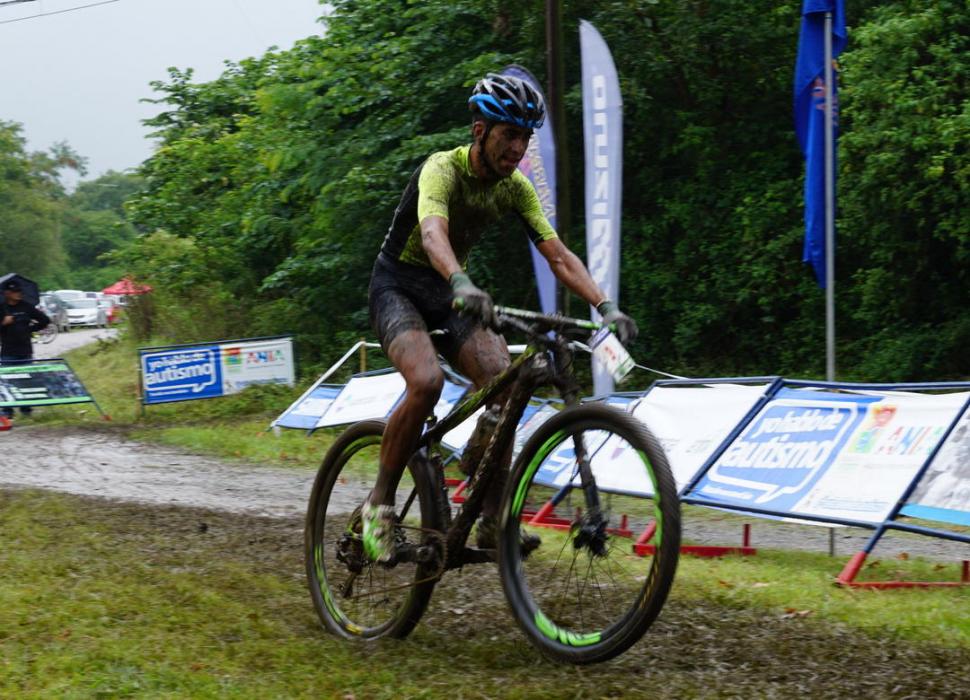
[590,327,635,383]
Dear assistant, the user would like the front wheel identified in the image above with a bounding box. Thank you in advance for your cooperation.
[305,420,444,641]
[499,403,681,664]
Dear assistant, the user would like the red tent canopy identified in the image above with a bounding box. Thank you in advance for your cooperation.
[102,278,153,295]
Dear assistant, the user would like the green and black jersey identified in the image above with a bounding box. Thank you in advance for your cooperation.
[379,145,558,268]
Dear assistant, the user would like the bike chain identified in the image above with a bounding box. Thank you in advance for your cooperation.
[340,524,449,601]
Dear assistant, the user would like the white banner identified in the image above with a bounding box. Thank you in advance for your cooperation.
[581,20,624,397]
[220,338,295,394]
[692,388,969,525]
[315,373,406,428]
[902,402,970,526]
[632,384,768,490]
[533,385,765,496]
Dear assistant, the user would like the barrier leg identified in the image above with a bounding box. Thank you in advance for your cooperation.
[836,551,867,586]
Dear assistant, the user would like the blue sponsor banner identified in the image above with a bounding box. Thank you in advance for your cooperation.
[141,345,223,404]
[139,335,294,406]
[690,388,878,513]
[275,385,342,430]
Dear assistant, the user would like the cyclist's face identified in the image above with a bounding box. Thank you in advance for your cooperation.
[483,123,533,177]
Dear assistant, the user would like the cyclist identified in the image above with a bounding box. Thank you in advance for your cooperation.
[365,73,638,561]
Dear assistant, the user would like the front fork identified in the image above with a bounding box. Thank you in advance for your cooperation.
[552,342,609,556]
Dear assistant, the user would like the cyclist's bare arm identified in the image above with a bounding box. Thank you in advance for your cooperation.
[536,237,608,307]
[420,215,463,281]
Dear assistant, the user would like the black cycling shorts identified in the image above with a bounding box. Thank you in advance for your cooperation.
[368,253,480,359]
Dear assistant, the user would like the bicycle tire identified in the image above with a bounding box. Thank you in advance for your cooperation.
[498,403,681,664]
[36,325,57,344]
[305,419,444,640]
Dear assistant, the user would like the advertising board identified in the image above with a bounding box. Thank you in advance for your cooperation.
[0,361,92,406]
[140,336,294,405]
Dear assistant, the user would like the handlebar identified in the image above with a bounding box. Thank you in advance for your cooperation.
[493,305,605,344]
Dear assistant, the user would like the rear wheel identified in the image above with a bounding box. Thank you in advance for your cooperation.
[499,403,681,664]
[305,420,444,640]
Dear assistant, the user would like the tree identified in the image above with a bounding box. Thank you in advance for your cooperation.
[0,121,68,284]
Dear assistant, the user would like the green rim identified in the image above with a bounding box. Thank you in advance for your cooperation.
[313,434,383,634]
[514,424,666,647]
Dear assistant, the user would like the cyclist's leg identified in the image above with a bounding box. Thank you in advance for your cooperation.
[368,258,446,510]
[370,329,444,507]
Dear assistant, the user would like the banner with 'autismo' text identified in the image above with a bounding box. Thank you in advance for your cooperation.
[140,336,295,405]
[688,388,968,525]
[581,20,623,396]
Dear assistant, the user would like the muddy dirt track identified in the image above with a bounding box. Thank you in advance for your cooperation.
[2,424,968,562]
[2,425,969,697]
[3,489,968,699]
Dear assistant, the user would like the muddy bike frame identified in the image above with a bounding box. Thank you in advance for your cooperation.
[405,305,604,570]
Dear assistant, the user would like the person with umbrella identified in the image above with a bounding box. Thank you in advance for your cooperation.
[1,277,50,420]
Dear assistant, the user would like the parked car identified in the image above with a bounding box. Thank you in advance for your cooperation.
[38,292,71,332]
[54,289,86,302]
[64,297,108,328]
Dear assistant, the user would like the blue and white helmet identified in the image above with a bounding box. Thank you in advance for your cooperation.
[468,73,546,129]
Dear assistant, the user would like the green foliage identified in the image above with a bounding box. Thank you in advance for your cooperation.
[115,0,968,381]
[0,121,68,283]
[837,0,970,380]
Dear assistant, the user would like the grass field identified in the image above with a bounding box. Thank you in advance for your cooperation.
[1,489,969,699]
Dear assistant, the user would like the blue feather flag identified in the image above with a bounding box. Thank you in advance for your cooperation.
[794,0,847,287]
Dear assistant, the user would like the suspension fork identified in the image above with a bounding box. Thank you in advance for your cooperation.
[551,341,605,526]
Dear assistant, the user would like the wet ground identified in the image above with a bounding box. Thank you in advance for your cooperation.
[1,424,967,564]
[4,489,966,699]
[2,425,968,696]
[34,326,118,360]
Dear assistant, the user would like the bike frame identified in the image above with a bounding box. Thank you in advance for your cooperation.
[412,307,605,568]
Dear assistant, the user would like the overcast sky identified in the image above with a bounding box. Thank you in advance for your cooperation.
[0,0,324,183]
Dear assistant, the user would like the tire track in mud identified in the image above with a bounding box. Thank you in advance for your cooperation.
[1,425,968,562]
[0,425,352,518]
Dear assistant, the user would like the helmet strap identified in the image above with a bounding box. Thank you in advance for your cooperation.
[475,121,503,180]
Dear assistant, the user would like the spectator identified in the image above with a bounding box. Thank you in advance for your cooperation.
[1,279,50,420]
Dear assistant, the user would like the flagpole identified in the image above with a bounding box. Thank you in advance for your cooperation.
[824,9,836,558]
[824,11,835,383]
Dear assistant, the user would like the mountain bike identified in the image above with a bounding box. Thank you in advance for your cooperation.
[305,306,681,664]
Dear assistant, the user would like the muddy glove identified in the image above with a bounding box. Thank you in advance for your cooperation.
[597,300,638,345]
[450,272,495,327]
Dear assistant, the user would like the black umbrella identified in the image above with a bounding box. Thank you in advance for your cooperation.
[0,273,40,306]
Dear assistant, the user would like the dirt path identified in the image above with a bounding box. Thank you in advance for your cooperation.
[2,425,968,564]
[34,326,118,360]
[1,425,318,518]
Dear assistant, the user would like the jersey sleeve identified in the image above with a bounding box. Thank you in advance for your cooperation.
[416,152,456,222]
[512,171,559,245]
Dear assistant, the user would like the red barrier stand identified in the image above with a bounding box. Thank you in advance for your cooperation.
[836,552,970,589]
[634,521,757,558]
[0,415,11,431]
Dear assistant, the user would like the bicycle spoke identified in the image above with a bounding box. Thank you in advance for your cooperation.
[502,406,680,662]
